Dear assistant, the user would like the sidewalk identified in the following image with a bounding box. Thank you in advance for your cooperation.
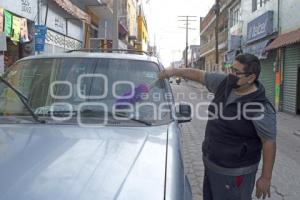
[277,111,300,137]
[268,112,300,200]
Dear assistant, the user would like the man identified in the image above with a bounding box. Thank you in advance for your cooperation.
[159,53,276,200]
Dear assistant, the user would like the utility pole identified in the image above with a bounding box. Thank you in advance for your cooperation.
[178,16,197,68]
[112,0,119,49]
[214,0,220,66]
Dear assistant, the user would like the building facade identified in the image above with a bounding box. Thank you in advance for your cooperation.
[92,0,139,49]
[137,5,149,52]
[126,0,138,39]
[230,0,300,114]
[0,0,144,73]
[187,45,201,68]
[119,0,138,49]
[224,0,242,71]
[88,0,115,49]
[200,0,230,72]
[265,0,300,114]
[39,0,88,53]
[0,0,97,73]
[239,0,279,106]
[0,0,38,67]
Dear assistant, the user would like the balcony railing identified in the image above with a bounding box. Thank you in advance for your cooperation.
[200,30,228,55]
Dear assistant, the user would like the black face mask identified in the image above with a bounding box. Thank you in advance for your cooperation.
[226,74,240,89]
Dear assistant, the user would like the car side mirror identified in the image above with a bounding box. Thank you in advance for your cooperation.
[176,103,192,123]
[169,80,173,84]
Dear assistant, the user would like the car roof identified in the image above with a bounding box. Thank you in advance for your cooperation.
[19,52,161,64]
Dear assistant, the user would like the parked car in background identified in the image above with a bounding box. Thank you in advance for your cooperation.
[0,50,192,200]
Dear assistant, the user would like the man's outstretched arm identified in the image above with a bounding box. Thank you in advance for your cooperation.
[159,68,206,85]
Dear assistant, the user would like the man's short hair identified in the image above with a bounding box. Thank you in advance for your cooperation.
[235,53,261,80]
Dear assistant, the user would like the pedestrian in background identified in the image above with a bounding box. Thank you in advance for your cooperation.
[159,53,277,200]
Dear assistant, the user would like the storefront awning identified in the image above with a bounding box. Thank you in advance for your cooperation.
[54,0,91,23]
[243,39,272,59]
[266,28,300,50]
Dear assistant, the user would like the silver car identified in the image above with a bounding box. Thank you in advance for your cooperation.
[0,51,192,200]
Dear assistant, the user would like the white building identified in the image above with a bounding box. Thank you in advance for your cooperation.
[237,0,300,114]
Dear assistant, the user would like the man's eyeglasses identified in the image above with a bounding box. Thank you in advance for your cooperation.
[230,67,252,76]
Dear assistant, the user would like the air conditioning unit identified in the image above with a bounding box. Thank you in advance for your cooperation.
[90,38,102,49]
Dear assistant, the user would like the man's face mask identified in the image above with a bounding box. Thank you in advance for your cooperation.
[227,73,255,90]
[226,74,240,89]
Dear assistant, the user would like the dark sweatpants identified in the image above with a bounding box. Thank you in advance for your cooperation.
[203,168,257,200]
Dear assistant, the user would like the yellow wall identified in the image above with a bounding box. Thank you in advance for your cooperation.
[138,16,149,51]
[127,0,137,37]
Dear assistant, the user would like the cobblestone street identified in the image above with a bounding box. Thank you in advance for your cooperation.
[171,80,300,200]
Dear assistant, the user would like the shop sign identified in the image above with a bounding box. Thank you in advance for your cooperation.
[247,11,274,43]
[0,0,37,21]
[4,10,12,37]
[21,0,32,14]
[35,25,47,52]
[12,16,21,43]
[20,18,29,43]
[54,17,64,29]
[243,39,271,59]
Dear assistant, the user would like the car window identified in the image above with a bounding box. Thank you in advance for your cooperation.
[0,57,172,125]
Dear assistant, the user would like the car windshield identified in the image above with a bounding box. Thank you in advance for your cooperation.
[0,57,172,125]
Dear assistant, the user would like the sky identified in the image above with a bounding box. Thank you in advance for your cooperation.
[141,0,215,66]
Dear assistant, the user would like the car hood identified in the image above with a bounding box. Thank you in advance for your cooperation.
[0,124,169,200]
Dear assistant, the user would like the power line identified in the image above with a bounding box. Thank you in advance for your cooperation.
[177,16,197,68]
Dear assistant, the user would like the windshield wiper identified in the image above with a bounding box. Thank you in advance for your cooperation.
[0,76,45,124]
[80,109,152,126]
[39,110,77,117]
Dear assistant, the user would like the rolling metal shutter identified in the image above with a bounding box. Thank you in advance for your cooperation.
[282,44,300,114]
[260,51,276,105]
